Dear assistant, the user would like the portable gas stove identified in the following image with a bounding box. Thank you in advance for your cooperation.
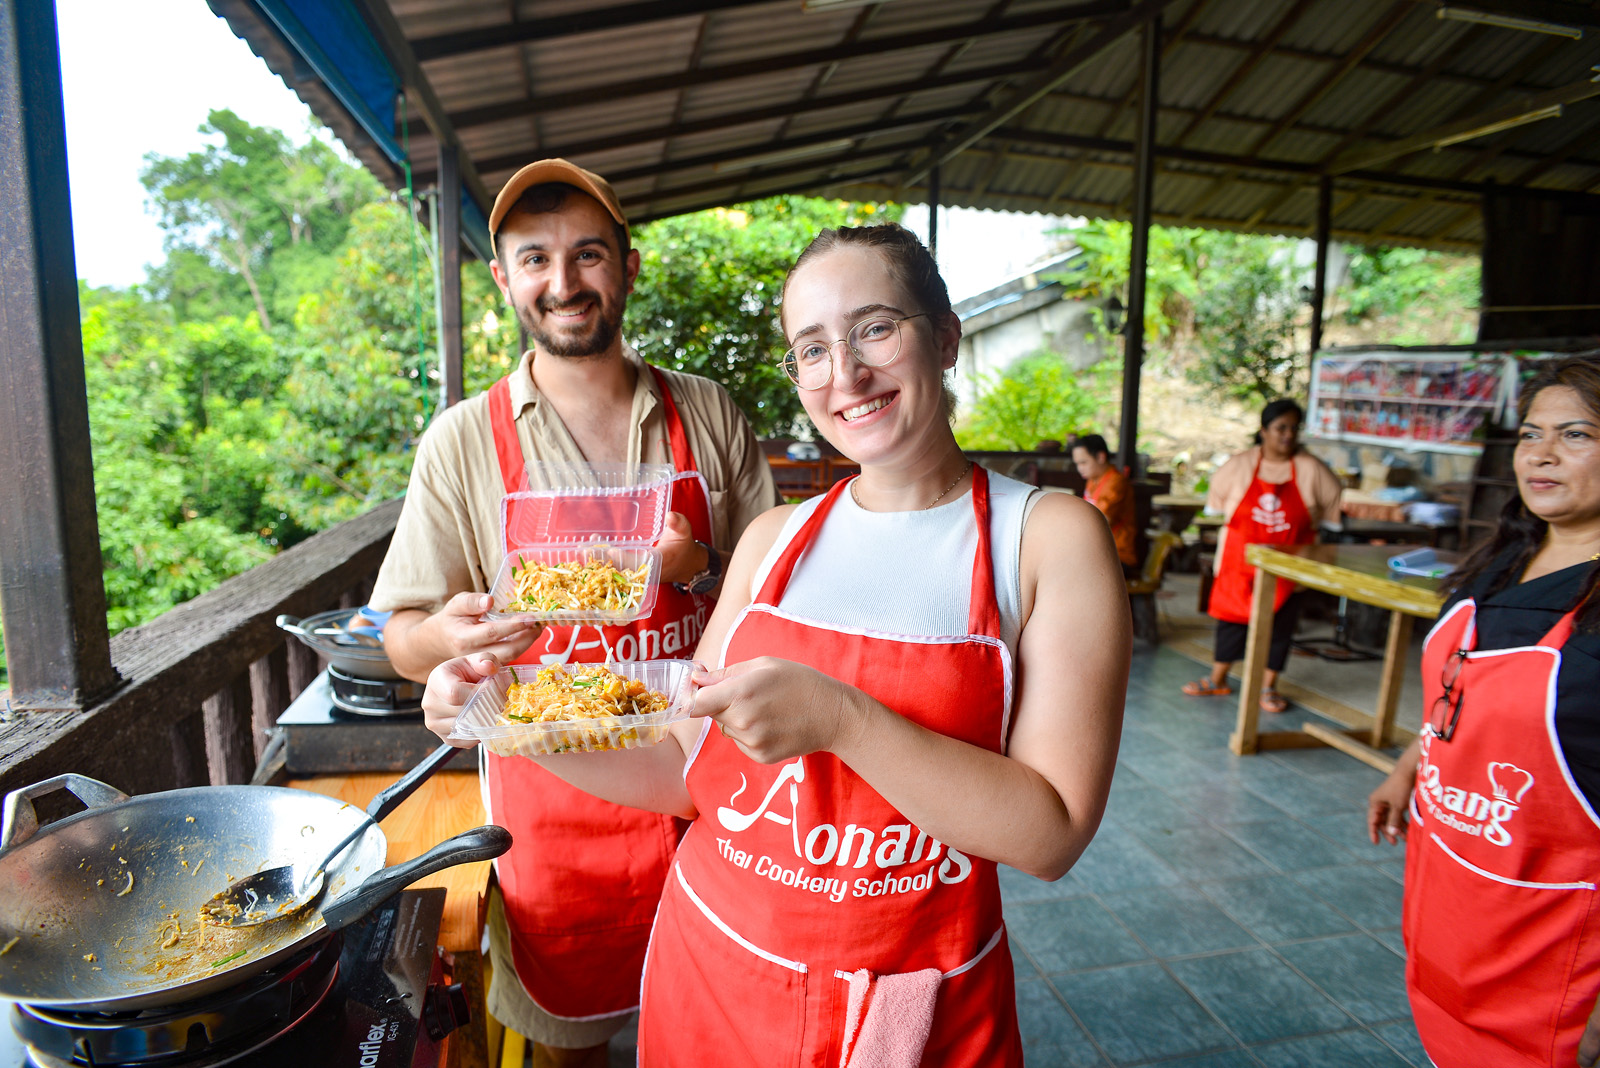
[275,672,441,775]
[1,890,464,1068]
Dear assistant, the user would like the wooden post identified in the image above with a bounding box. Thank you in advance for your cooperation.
[0,0,120,708]
[203,673,256,786]
[1117,15,1160,473]
[1310,174,1332,356]
[250,644,291,758]
[1371,610,1414,748]
[437,143,464,409]
[928,164,940,261]
[1228,567,1277,756]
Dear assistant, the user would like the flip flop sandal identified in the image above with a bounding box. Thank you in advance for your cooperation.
[1260,688,1289,714]
[1181,678,1233,697]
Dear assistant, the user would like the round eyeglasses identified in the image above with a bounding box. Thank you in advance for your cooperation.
[779,313,927,390]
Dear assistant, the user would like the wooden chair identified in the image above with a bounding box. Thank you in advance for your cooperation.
[1128,531,1183,645]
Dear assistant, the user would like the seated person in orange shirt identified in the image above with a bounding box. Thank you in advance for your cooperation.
[1072,434,1139,577]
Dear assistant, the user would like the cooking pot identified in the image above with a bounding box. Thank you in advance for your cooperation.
[278,608,403,681]
[0,749,504,1012]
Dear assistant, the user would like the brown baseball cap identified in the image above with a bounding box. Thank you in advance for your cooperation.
[488,158,627,236]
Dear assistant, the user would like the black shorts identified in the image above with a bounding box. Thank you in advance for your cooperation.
[1214,592,1304,671]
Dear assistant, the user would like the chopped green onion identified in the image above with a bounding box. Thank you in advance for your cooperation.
[210,950,248,969]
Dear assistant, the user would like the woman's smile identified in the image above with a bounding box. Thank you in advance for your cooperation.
[838,391,898,424]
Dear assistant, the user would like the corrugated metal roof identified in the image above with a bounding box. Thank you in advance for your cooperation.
[214,0,1600,251]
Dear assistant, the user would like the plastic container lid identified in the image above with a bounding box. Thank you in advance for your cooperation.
[449,660,695,757]
[501,463,674,550]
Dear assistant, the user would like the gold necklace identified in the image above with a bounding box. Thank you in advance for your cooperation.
[851,465,968,511]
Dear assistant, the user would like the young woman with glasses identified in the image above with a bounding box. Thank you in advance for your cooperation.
[421,223,1129,1066]
[1367,355,1600,1068]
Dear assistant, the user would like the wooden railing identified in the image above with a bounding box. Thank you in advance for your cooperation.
[0,499,403,799]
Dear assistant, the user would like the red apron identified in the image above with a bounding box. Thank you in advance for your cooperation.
[1404,598,1600,1068]
[1207,455,1315,624]
[638,466,1024,1068]
[481,365,710,1020]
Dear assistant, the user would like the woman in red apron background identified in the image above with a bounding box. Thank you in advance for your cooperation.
[1366,355,1600,1067]
[481,366,712,1040]
[423,223,1130,1066]
[1182,400,1337,714]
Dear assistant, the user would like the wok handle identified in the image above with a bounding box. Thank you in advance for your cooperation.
[2,774,130,851]
[365,743,462,823]
[275,615,311,639]
[320,824,512,932]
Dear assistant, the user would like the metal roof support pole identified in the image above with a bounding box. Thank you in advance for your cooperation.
[436,143,464,409]
[1310,174,1332,357]
[928,164,940,262]
[1118,15,1160,473]
[0,0,121,708]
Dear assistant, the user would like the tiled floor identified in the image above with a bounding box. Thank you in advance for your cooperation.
[1006,645,1422,1068]
[605,644,1422,1067]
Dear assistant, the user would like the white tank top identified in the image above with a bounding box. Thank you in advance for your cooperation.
[748,468,1040,659]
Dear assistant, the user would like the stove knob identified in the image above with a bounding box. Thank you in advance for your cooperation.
[423,982,471,1041]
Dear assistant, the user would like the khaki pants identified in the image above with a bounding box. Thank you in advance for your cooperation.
[484,885,635,1050]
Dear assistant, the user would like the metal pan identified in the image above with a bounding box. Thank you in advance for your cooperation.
[0,746,498,1012]
[278,609,404,681]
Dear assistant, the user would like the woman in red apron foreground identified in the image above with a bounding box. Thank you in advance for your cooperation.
[1181,400,1342,713]
[424,223,1130,1066]
[1366,355,1600,1068]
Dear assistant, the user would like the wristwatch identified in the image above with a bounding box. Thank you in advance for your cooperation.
[674,540,722,596]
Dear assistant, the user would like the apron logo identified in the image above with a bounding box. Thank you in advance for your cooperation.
[1417,735,1532,847]
[537,604,710,665]
[713,757,973,897]
[1250,492,1291,533]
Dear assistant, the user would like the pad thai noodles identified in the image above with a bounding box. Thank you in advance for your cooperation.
[504,555,650,613]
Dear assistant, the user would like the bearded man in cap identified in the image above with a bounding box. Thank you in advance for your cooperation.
[370,160,777,1066]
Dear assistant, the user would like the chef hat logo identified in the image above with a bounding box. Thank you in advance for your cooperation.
[1487,762,1534,805]
[1258,493,1280,512]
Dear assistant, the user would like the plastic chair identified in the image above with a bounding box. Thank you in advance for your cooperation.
[1127,531,1183,645]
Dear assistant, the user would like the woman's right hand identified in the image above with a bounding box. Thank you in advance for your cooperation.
[422,654,500,747]
[1367,739,1422,845]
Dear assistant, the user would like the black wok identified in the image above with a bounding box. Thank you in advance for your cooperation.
[0,745,503,1012]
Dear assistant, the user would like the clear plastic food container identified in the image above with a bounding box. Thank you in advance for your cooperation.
[487,464,673,626]
[450,660,696,756]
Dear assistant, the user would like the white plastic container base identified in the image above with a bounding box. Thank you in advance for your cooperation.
[486,544,660,625]
[450,660,696,757]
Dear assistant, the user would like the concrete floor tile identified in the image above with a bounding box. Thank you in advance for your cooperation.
[1250,1028,1413,1068]
[1065,823,1185,893]
[1289,864,1404,929]
[1005,897,1150,974]
[1197,874,1356,943]
[1275,934,1409,1024]
[1052,963,1235,1065]
[1371,1018,1430,1068]
[1128,825,1277,882]
[1015,979,1108,1067]
[1168,948,1351,1044]
[1218,819,1359,872]
[1098,885,1256,958]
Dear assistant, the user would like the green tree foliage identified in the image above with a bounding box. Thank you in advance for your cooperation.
[955,354,1119,451]
[627,197,899,438]
[1189,231,1305,400]
[1339,245,1480,344]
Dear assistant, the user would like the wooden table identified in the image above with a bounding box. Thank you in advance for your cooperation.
[289,768,492,1067]
[1151,493,1207,533]
[1228,543,1449,772]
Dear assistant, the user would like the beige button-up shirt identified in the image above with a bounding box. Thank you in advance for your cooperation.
[370,346,779,614]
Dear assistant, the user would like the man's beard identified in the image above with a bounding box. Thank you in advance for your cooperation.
[516,289,624,359]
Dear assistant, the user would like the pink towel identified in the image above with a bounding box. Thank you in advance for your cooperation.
[838,967,943,1068]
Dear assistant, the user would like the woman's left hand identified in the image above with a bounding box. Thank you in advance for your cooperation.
[1581,992,1600,1067]
[690,657,862,764]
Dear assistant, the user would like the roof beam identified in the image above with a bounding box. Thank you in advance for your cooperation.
[412,0,759,62]
[446,3,1129,131]
[629,156,914,222]
[599,115,960,188]
[1329,76,1600,173]
[1167,0,1316,149]
[907,0,1185,185]
[1406,0,1600,29]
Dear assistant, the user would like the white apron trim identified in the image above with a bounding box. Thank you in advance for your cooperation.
[825,924,1007,982]
[1429,832,1596,891]
[675,866,809,973]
